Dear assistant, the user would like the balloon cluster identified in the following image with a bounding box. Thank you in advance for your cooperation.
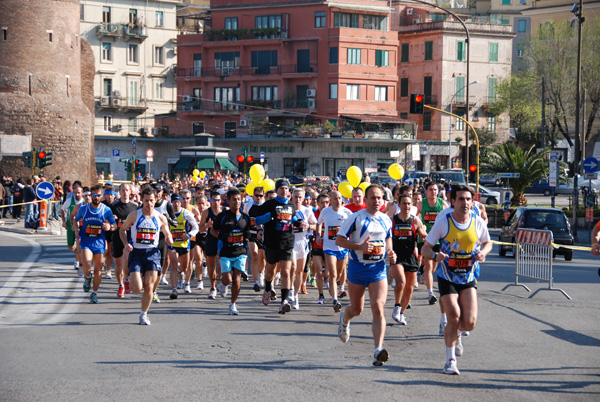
[245,164,275,195]
[192,169,207,182]
[338,166,370,199]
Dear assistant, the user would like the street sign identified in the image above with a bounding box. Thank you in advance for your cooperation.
[131,139,137,148]
[496,173,520,178]
[549,151,561,161]
[146,149,154,158]
[147,157,153,162]
[112,149,120,157]
[132,147,136,155]
[584,172,597,180]
[35,181,55,200]
[260,151,264,163]
[549,162,558,187]
[583,157,599,173]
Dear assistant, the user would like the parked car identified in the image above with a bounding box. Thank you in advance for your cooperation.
[498,207,574,261]
[468,183,501,205]
[526,179,574,196]
[370,172,398,187]
[404,170,430,185]
[281,175,307,185]
[431,169,467,185]
[479,174,502,186]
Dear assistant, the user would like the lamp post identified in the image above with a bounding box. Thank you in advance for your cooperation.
[572,0,584,237]
[449,80,478,169]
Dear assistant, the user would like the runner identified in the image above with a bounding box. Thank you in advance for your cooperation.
[119,187,174,325]
[345,187,367,212]
[72,184,116,303]
[102,184,117,279]
[335,184,396,366]
[110,183,138,298]
[243,186,266,292]
[152,183,177,300]
[210,187,251,315]
[317,190,352,312]
[61,183,83,275]
[189,193,207,290]
[422,184,491,375]
[312,193,330,304]
[199,191,223,299]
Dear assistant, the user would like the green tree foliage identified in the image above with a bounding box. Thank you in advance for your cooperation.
[481,143,548,206]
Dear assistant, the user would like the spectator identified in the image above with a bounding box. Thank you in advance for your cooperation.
[23,178,37,228]
[12,178,24,220]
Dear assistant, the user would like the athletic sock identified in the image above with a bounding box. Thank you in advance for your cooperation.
[446,346,456,361]
[440,313,447,325]
[124,279,129,283]
[428,288,434,296]
[395,303,401,307]
[281,288,290,302]
[265,280,272,292]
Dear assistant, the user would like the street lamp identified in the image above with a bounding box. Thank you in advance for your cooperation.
[572,0,584,236]
[448,80,478,169]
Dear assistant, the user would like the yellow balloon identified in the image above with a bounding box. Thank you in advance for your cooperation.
[193,169,200,177]
[199,171,207,179]
[359,182,370,193]
[249,164,265,184]
[245,182,256,196]
[191,175,199,182]
[338,181,354,199]
[259,178,275,192]
[388,163,405,180]
[346,166,362,188]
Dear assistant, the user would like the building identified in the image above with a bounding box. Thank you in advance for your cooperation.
[0,0,95,183]
[80,0,181,179]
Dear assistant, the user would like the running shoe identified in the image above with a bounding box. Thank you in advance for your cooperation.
[262,290,271,306]
[196,281,204,290]
[160,276,169,285]
[253,282,261,292]
[76,265,84,278]
[89,292,98,304]
[316,295,325,305]
[208,288,217,300]
[310,277,316,287]
[338,290,347,299]
[176,279,184,289]
[455,334,463,357]
[139,313,151,326]
[170,289,178,300]
[300,284,308,294]
[333,300,342,313]
[372,348,389,366]
[184,283,192,294]
[392,305,401,324]
[428,294,438,305]
[278,299,291,314]
[105,271,112,279]
[398,314,407,326]
[117,286,125,298]
[338,312,350,343]
[73,261,78,271]
[270,290,277,301]
[83,276,92,293]
[462,331,470,336]
[202,262,208,277]
[292,298,300,310]
[439,322,447,336]
[323,279,329,289]
[153,292,161,303]
[274,273,281,287]
[218,282,228,297]
[229,303,239,316]
[124,281,131,294]
[259,272,265,288]
[443,358,460,375]
[407,303,411,309]
[241,271,248,281]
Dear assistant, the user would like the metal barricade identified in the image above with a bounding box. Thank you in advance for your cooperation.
[502,228,571,299]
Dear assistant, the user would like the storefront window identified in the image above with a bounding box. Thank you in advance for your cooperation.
[284,158,308,175]
[324,158,364,179]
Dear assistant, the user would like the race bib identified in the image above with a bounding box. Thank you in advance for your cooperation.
[327,226,340,240]
[227,231,244,246]
[136,228,157,244]
[393,224,412,239]
[363,240,385,261]
[171,229,186,241]
[448,253,473,273]
[424,212,438,224]
[85,224,102,238]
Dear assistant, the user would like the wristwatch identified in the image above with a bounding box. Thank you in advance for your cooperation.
[432,252,438,261]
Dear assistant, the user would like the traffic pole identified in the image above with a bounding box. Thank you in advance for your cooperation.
[38,200,48,231]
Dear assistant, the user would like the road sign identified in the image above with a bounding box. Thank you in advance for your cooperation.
[584,172,597,180]
[147,157,153,162]
[583,157,599,173]
[112,149,120,157]
[549,162,558,187]
[549,151,561,161]
[131,139,137,148]
[35,181,55,200]
[260,151,264,163]
[496,173,520,178]
[132,147,136,155]
[146,149,154,158]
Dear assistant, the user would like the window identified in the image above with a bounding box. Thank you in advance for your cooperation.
[488,77,498,100]
[401,43,409,63]
[215,87,240,111]
[129,81,139,106]
[346,84,359,100]
[363,15,388,30]
[251,50,277,74]
[154,46,164,65]
[224,122,237,138]
[457,41,466,61]
[455,111,465,131]
[102,6,111,24]
[347,48,361,64]
[154,80,164,100]
[103,115,112,132]
[193,54,202,76]
[255,15,282,38]
[456,76,466,103]
[333,12,359,28]
[80,4,84,21]
[517,44,524,58]
[375,86,387,101]
[251,86,278,101]
[128,44,138,64]
[215,52,240,69]
[329,83,338,99]
[103,78,112,97]
[489,42,498,63]
[329,47,338,64]
[129,9,137,25]
[2,28,7,41]
[192,122,205,135]
[193,88,201,109]
[424,76,432,97]
[423,111,432,131]
[375,50,389,66]
[502,0,511,4]
[400,78,409,97]
[425,41,433,60]
[129,117,138,133]
[225,17,238,30]
[315,11,326,28]
[487,113,496,132]
[48,31,53,42]
[400,112,408,119]
[156,11,163,27]
[520,0,526,4]
[518,20,527,32]
[101,42,111,62]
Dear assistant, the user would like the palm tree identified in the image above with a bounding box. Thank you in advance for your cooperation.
[481,143,548,206]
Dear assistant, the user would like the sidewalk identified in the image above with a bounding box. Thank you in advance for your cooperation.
[0,216,63,236]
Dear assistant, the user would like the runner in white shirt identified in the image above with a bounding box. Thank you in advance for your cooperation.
[290,188,317,310]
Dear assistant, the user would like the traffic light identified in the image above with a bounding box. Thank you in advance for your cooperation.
[37,149,53,169]
[22,151,33,168]
[237,155,244,163]
[123,158,132,172]
[237,155,254,175]
[247,155,254,163]
[134,159,141,173]
[469,164,477,181]
[410,93,425,114]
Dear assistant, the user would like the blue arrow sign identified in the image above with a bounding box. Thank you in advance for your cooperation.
[132,139,137,148]
[36,181,55,200]
[583,157,599,173]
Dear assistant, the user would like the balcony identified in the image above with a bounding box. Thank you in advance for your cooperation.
[123,99,148,112]
[284,99,317,110]
[97,96,123,109]
[123,24,148,41]
[203,26,289,42]
[480,96,497,108]
[176,64,318,78]
[96,23,122,38]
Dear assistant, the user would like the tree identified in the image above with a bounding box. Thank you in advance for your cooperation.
[481,143,548,206]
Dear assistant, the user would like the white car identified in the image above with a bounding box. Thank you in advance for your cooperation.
[469,183,501,205]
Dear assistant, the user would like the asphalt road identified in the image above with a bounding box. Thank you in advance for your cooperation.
[0,231,599,401]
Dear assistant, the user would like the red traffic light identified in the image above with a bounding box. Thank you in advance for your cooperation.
[135,159,140,164]
[38,151,46,159]
[469,164,477,173]
[237,155,244,163]
[247,155,254,163]
[415,94,424,103]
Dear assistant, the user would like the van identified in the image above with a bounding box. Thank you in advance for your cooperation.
[430,169,467,184]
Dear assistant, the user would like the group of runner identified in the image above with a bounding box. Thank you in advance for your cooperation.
[61,175,491,374]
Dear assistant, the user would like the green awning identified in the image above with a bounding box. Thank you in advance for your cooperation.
[217,158,237,171]
[197,158,215,169]
[173,157,194,171]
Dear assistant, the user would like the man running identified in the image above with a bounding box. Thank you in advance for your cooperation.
[335,184,396,366]
[102,185,117,279]
[312,193,330,304]
[422,184,491,375]
[243,186,266,292]
[61,183,83,275]
[72,184,116,303]
[110,183,138,298]
[199,191,223,299]
[290,187,316,310]
[168,193,199,299]
[120,187,173,325]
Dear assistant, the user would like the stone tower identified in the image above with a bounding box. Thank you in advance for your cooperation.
[0,0,96,184]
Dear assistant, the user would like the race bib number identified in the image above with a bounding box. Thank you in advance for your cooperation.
[448,254,473,273]
[172,229,186,241]
[227,231,244,246]
[393,224,412,239]
[85,224,102,238]
[363,240,385,261]
[136,228,157,244]
[327,226,340,240]
[424,212,438,224]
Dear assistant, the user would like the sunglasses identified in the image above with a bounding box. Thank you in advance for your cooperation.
[91,194,102,198]
[254,194,264,198]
